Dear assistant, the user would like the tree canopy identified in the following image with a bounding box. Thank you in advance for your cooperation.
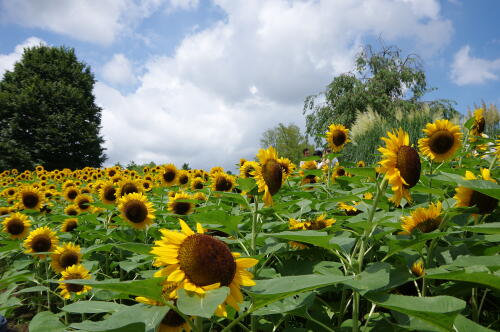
[0,45,106,170]
[303,44,458,146]
[260,123,313,164]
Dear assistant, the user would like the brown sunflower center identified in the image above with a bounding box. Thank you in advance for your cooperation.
[7,189,15,195]
[336,168,346,176]
[193,181,203,189]
[474,118,485,134]
[143,182,151,189]
[162,309,185,327]
[429,130,455,154]
[78,198,91,210]
[31,235,52,252]
[178,233,236,287]
[470,190,498,214]
[171,201,193,215]
[163,170,176,182]
[262,159,282,195]
[124,201,148,223]
[331,130,347,146]
[67,208,78,216]
[396,146,421,188]
[179,175,189,185]
[60,251,80,269]
[108,169,117,177]
[121,183,139,196]
[104,187,117,202]
[67,190,78,200]
[64,220,77,232]
[66,282,84,293]
[23,192,39,209]
[7,218,25,235]
[244,167,255,178]
[215,176,233,192]
[415,218,441,233]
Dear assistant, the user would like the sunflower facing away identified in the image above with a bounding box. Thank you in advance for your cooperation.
[18,186,45,210]
[51,242,82,273]
[151,219,258,317]
[411,260,425,277]
[471,108,486,137]
[168,192,195,215]
[61,218,78,232]
[58,264,92,299]
[400,202,443,234]
[117,192,156,229]
[2,212,31,239]
[378,129,421,206]
[326,124,350,152]
[254,147,285,206]
[24,226,59,258]
[454,169,498,214]
[116,178,143,198]
[418,119,462,162]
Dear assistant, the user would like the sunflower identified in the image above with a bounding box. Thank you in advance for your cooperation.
[210,172,236,192]
[23,226,59,258]
[326,124,350,152]
[117,192,156,229]
[378,129,421,206]
[2,212,31,239]
[151,219,258,317]
[411,260,425,277]
[253,147,284,206]
[363,192,374,200]
[18,186,45,210]
[116,178,143,198]
[418,119,462,162]
[61,218,78,232]
[400,202,442,234]
[63,187,80,202]
[161,164,179,186]
[51,242,82,273]
[239,161,259,179]
[64,204,80,216]
[75,194,93,213]
[289,214,335,230]
[471,108,486,137]
[277,158,296,177]
[357,160,366,167]
[58,264,92,299]
[288,241,309,250]
[177,171,190,187]
[99,181,117,205]
[332,165,349,182]
[338,202,361,216]
[190,178,204,190]
[209,166,224,175]
[454,169,498,214]
[192,192,207,202]
[142,179,153,192]
[168,192,195,215]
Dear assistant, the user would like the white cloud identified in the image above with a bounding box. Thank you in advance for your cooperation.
[167,0,199,12]
[101,54,137,86]
[0,37,46,78]
[0,0,166,45]
[451,45,500,85]
[94,0,452,170]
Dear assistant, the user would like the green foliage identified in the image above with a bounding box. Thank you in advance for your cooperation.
[260,122,313,164]
[0,45,106,171]
[304,44,459,146]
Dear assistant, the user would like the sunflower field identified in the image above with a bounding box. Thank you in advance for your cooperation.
[1,110,499,332]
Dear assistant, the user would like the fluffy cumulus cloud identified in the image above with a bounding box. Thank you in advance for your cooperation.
[93,0,452,169]
[0,0,166,45]
[101,54,137,86]
[0,37,46,78]
[451,45,500,85]
[167,0,199,12]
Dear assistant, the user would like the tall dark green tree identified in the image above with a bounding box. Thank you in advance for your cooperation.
[0,45,106,170]
[303,44,458,145]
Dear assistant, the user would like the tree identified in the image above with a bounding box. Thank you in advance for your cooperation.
[303,44,458,146]
[260,123,313,164]
[0,45,106,170]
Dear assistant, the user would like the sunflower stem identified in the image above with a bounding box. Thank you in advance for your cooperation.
[45,259,51,311]
[352,291,360,332]
[489,156,497,170]
[428,160,433,203]
[250,197,259,332]
[195,316,203,331]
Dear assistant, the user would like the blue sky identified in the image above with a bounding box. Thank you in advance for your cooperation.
[1,0,499,170]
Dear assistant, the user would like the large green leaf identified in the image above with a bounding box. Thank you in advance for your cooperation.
[462,222,500,234]
[434,172,500,200]
[264,231,352,252]
[364,293,466,332]
[29,311,66,332]
[425,269,500,290]
[193,210,243,233]
[342,262,410,295]
[177,287,229,318]
[62,301,127,314]
[453,314,495,332]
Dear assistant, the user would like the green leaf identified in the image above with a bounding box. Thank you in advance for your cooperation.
[29,311,66,332]
[14,285,49,294]
[252,292,315,316]
[237,177,257,192]
[69,304,169,332]
[453,314,495,332]
[462,222,500,234]
[342,263,410,294]
[434,172,500,200]
[364,293,466,332]
[426,269,500,290]
[193,210,243,233]
[177,287,229,318]
[344,167,375,178]
[62,301,127,314]
[50,278,165,302]
[265,231,350,251]
[114,243,152,255]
